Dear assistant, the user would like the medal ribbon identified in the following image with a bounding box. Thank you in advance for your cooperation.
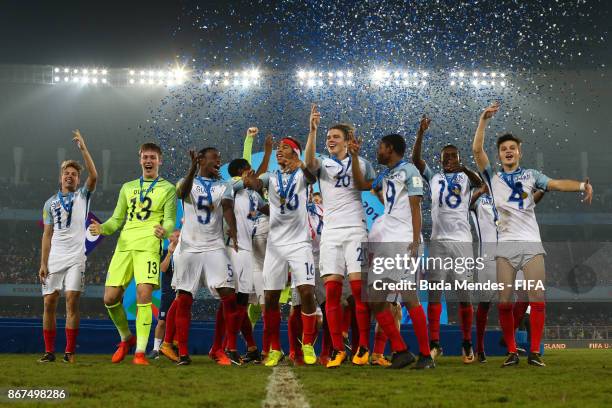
[196,176,214,207]
[139,176,159,204]
[57,191,74,226]
[276,168,298,203]
[372,160,406,190]
[331,155,351,178]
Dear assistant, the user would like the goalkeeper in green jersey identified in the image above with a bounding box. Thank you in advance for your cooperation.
[89,142,176,365]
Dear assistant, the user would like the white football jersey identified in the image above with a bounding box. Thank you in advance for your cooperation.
[43,186,92,265]
[307,202,324,253]
[261,169,313,246]
[317,155,375,230]
[470,193,497,257]
[482,165,549,242]
[423,164,474,242]
[371,161,424,242]
[231,180,265,252]
[179,176,233,252]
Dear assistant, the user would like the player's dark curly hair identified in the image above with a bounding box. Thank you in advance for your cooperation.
[228,158,250,177]
[381,133,406,156]
[198,147,218,157]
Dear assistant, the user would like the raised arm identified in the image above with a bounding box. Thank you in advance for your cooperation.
[157,187,177,239]
[547,178,593,204]
[305,103,321,172]
[408,195,422,257]
[411,115,431,174]
[348,133,372,191]
[176,150,200,201]
[243,127,258,164]
[73,130,98,192]
[90,185,128,236]
[255,134,273,177]
[472,103,499,172]
[38,224,53,284]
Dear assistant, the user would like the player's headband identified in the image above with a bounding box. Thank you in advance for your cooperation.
[280,138,301,157]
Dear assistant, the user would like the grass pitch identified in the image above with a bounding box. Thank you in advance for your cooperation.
[0,350,609,407]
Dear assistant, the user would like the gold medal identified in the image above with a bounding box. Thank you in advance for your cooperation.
[521,192,528,199]
[280,197,286,205]
[249,210,258,218]
[453,187,461,195]
[137,200,144,209]
[208,204,215,211]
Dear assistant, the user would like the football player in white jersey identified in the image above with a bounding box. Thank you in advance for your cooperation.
[39,130,97,363]
[225,137,271,364]
[412,115,483,363]
[241,137,319,367]
[305,104,391,368]
[351,133,434,369]
[173,147,242,366]
[470,183,545,363]
[473,102,593,367]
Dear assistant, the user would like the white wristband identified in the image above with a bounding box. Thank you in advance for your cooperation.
[579,182,586,191]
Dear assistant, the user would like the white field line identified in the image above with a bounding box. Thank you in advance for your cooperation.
[262,366,310,408]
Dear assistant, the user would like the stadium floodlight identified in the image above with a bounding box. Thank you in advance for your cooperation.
[337,79,344,86]
[148,70,154,77]
[139,78,145,84]
[450,72,457,77]
[473,71,479,77]
[129,79,135,84]
[459,71,465,77]
[83,69,89,75]
[500,73,506,77]
[345,79,353,85]
[307,79,315,87]
[54,68,60,73]
[224,71,230,77]
[73,69,79,74]
[223,79,230,85]
[421,71,428,77]
[480,80,487,86]
[500,80,506,86]
[82,76,90,84]
[307,71,315,78]
[450,80,456,86]
[337,71,344,78]
[72,77,79,83]
[471,79,479,86]
[63,77,69,82]
[297,70,306,79]
[140,70,145,76]
[148,79,154,85]
[346,71,353,77]
[491,72,497,77]
[129,70,135,75]
[54,76,60,82]
[328,72,333,77]
[64,68,69,73]
[204,78,212,85]
[101,69,107,75]
[92,69,98,75]
[92,78,98,84]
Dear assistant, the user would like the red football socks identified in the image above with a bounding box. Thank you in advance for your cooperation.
[301,311,317,346]
[498,302,517,353]
[373,330,387,354]
[264,308,281,351]
[408,305,431,356]
[43,328,56,353]
[476,303,490,353]
[324,280,344,350]
[349,279,371,348]
[238,304,256,348]
[212,302,225,352]
[65,328,78,353]
[176,293,193,356]
[163,299,177,344]
[221,294,240,351]
[459,304,474,341]
[529,302,546,353]
[375,309,406,352]
[427,302,442,342]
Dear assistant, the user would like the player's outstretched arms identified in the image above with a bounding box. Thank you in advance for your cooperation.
[222,199,239,251]
[91,185,129,236]
[39,224,53,284]
[411,115,431,174]
[73,129,98,191]
[547,178,593,204]
[176,150,201,202]
[255,134,274,177]
[533,189,546,204]
[472,103,499,172]
[243,127,258,164]
[348,131,372,191]
[305,103,321,173]
[408,195,422,258]
[470,184,487,209]
[157,189,177,240]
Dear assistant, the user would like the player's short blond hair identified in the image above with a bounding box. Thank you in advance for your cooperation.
[60,160,82,176]
[328,123,355,140]
[139,142,162,157]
